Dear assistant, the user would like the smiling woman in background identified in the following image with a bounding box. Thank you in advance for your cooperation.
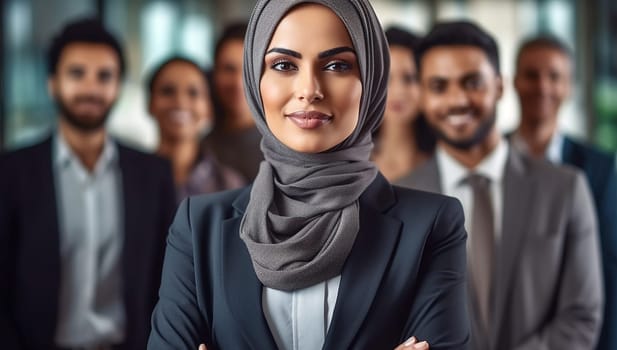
[147,1,469,349]
[147,57,245,202]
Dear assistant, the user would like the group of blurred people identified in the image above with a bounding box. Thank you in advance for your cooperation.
[0,18,263,350]
[0,7,616,350]
[384,19,616,350]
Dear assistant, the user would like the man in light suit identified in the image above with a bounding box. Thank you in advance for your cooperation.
[397,21,604,349]
[510,36,617,350]
[0,18,176,349]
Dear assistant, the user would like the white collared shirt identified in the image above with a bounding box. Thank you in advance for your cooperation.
[436,139,509,241]
[53,132,126,348]
[263,276,341,350]
[511,130,564,164]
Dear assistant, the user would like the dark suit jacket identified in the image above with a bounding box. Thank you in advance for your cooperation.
[396,146,604,350]
[561,136,617,350]
[0,137,177,350]
[148,174,470,349]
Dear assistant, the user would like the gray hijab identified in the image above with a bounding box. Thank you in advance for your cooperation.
[239,0,390,291]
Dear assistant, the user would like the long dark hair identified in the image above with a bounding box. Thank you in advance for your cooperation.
[374,26,435,154]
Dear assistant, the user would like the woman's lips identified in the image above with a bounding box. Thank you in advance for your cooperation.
[285,111,333,129]
[168,109,193,125]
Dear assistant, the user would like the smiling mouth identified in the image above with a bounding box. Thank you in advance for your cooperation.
[445,113,474,128]
[168,110,192,125]
[285,111,333,129]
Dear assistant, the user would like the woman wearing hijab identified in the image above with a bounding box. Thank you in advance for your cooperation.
[148,1,469,349]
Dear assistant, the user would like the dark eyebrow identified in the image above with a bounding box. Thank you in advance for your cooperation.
[266,48,301,58]
[461,71,483,81]
[67,64,85,70]
[318,46,355,59]
[265,46,356,60]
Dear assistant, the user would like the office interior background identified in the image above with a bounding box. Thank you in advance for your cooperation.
[1,0,616,153]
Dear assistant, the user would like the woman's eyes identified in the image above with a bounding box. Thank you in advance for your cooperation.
[271,60,297,72]
[269,59,353,73]
[324,60,353,72]
[159,85,175,96]
[403,73,418,85]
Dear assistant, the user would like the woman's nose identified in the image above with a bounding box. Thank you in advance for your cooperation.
[296,68,324,103]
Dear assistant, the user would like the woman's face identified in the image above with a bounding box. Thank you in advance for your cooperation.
[149,61,212,142]
[260,3,362,153]
[384,45,420,124]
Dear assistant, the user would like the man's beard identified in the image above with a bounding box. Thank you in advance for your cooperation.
[432,108,497,150]
[55,95,114,132]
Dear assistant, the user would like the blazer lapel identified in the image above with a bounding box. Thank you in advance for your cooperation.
[491,148,536,348]
[118,147,140,307]
[29,137,62,339]
[33,137,61,276]
[221,189,279,350]
[323,174,402,349]
[561,136,583,168]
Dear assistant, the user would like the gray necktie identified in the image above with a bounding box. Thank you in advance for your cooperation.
[467,173,494,334]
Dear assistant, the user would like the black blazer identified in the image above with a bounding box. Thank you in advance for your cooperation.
[0,137,177,350]
[562,136,617,350]
[148,174,469,349]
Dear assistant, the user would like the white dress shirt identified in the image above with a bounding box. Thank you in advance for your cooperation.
[511,130,564,164]
[436,139,509,241]
[53,132,126,349]
[263,276,341,350]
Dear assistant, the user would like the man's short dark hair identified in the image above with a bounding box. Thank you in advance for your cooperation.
[515,35,573,68]
[47,17,126,77]
[213,22,248,63]
[385,26,421,54]
[417,20,500,75]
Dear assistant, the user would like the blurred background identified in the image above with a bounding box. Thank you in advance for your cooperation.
[2,0,616,152]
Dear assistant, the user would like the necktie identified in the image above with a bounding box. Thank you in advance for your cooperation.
[466,173,495,333]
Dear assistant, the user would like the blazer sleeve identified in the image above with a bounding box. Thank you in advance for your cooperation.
[514,172,604,350]
[402,197,470,349]
[0,156,21,349]
[148,198,210,350]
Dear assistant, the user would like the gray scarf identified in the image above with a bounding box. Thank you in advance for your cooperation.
[239,0,390,291]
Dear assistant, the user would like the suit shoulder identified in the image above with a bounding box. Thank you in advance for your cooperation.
[189,186,247,207]
[389,185,465,247]
[0,140,51,185]
[531,155,581,177]
[185,186,251,219]
[390,185,463,220]
[567,137,614,165]
[392,185,455,204]
[0,139,50,165]
[526,156,587,193]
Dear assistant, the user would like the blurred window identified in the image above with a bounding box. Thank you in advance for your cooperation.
[2,0,613,152]
[3,0,97,150]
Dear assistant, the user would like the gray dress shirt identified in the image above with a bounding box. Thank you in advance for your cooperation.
[53,133,126,349]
